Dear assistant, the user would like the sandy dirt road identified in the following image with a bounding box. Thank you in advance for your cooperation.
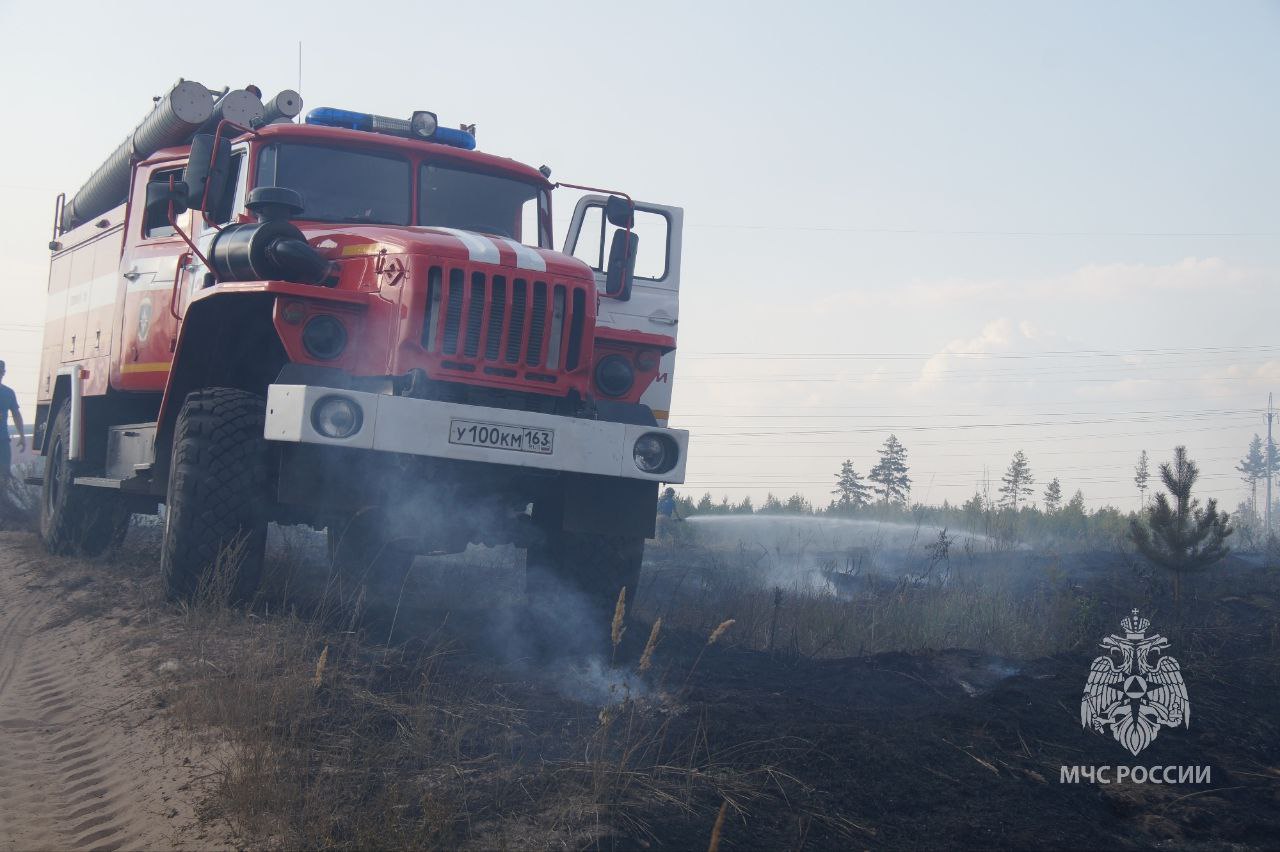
[0,532,227,851]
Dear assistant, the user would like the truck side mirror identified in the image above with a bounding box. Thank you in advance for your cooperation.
[144,178,190,218]
[185,133,233,213]
[604,195,634,228]
[604,228,638,300]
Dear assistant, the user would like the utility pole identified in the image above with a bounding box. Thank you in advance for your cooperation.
[1268,393,1275,536]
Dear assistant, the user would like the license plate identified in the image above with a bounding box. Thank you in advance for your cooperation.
[448,419,554,455]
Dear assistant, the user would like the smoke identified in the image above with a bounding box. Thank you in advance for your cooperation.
[265,522,653,707]
[493,562,654,705]
[683,515,990,592]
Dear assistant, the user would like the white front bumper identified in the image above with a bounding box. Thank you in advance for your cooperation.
[264,384,688,483]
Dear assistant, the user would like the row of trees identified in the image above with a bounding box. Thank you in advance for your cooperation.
[675,446,1239,578]
[831,437,1111,517]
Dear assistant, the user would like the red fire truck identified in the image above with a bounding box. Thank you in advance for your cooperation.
[35,79,686,614]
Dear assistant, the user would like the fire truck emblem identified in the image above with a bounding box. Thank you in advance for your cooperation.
[1081,609,1189,755]
[137,299,153,343]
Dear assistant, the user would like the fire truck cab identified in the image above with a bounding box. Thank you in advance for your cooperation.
[36,81,687,615]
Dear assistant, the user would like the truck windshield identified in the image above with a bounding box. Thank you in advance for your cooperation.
[256,143,411,225]
[419,163,547,247]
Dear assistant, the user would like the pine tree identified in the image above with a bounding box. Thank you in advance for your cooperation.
[831,459,872,513]
[760,493,784,514]
[868,434,911,506]
[998,450,1035,511]
[1236,435,1265,519]
[1043,478,1062,513]
[1130,446,1233,605]
[696,493,715,514]
[784,493,813,514]
[1135,450,1151,508]
[735,496,754,514]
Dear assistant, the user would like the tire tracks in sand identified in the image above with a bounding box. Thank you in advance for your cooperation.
[0,533,230,850]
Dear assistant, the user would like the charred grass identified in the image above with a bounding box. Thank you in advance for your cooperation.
[12,518,1280,850]
[141,532,828,850]
[639,538,1110,660]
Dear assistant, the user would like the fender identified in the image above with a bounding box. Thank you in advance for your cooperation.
[153,291,283,477]
[153,283,371,477]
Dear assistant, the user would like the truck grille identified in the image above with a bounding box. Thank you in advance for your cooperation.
[422,266,588,385]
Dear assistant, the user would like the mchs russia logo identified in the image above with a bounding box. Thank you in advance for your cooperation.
[1081,609,1189,756]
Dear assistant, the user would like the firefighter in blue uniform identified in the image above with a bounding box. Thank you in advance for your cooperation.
[656,487,680,540]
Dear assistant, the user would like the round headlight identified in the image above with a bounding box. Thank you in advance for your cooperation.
[302,314,347,360]
[312,395,363,439]
[595,354,635,397]
[633,433,678,474]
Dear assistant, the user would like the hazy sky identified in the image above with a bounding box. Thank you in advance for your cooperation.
[1,0,1277,512]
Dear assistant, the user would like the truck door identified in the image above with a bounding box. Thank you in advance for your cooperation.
[563,195,683,425]
[61,245,94,361]
[113,161,193,392]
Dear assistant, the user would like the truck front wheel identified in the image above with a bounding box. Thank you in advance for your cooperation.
[526,531,644,633]
[39,400,130,556]
[160,388,270,602]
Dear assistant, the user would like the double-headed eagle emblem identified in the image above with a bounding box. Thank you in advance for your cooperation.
[1081,609,1189,756]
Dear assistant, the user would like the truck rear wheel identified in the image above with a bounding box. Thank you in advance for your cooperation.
[526,531,644,633]
[160,388,270,602]
[39,400,130,556]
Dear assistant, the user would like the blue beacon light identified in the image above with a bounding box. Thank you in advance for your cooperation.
[304,107,374,131]
[431,126,477,150]
[305,107,476,150]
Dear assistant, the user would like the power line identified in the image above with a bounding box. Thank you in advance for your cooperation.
[674,408,1258,421]
[550,214,1280,239]
[672,392,1266,409]
[679,374,1275,386]
[696,445,1244,460]
[680,344,1280,360]
[689,223,1280,238]
[679,354,1280,377]
[689,415,1256,437]
[701,421,1254,447]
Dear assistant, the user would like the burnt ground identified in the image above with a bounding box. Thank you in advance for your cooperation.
[628,623,1280,850]
[347,553,1280,851]
[4,517,1278,851]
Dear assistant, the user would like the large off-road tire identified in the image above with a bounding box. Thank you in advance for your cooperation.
[160,388,270,602]
[39,400,131,556]
[526,530,645,634]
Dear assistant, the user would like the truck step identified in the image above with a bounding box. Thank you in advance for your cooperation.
[74,476,123,489]
[72,473,160,495]
[23,475,43,487]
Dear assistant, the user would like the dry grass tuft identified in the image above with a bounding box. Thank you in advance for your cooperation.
[708,799,729,852]
[611,586,628,650]
[638,618,662,673]
[312,643,329,688]
[707,619,736,646]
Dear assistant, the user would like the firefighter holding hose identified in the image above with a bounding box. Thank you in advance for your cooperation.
[656,487,682,541]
